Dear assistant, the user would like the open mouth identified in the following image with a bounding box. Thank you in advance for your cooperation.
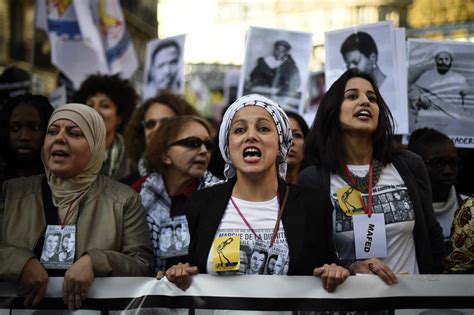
[355,109,372,118]
[243,147,262,162]
[51,150,70,159]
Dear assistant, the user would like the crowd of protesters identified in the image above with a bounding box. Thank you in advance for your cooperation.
[0,64,472,310]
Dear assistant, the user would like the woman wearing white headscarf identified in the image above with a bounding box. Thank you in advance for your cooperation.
[0,104,154,309]
[159,94,349,292]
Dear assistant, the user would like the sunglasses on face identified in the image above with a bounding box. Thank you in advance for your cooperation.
[141,119,159,130]
[168,136,215,151]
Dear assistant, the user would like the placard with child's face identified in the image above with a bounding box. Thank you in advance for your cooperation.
[143,34,186,100]
[325,22,408,134]
[407,39,474,147]
[238,26,313,113]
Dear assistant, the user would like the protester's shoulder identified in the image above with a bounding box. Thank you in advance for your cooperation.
[300,164,321,177]
[191,180,229,201]
[393,149,423,166]
[298,164,324,187]
[95,174,140,203]
[2,175,43,199]
[287,183,324,202]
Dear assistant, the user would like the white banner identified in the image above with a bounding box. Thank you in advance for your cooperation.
[1,275,473,313]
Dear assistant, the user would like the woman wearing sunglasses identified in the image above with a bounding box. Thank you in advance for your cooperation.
[160,94,349,293]
[139,115,220,272]
[123,93,200,188]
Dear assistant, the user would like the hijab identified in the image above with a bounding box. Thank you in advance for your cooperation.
[218,94,292,180]
[43,103,106,214]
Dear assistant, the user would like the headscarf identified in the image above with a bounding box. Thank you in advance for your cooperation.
[43,103,106,215]
[218,94,292,180]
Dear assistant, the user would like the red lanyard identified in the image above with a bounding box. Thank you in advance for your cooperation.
[343,160,373,217]
[230,193,286,248]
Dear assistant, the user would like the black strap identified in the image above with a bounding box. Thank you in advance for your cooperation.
[41,176,60,225]
[33,176,66,276]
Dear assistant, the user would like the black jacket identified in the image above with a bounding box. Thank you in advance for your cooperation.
[299,150,446,274]
[186,177,339,275]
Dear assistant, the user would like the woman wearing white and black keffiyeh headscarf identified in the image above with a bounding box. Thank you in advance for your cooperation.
[218,94,293,180]
[159,94,350,293]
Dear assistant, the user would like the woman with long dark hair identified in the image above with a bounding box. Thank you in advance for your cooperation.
[300,69,445,284]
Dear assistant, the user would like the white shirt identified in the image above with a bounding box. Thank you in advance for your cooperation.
[206,196,289,276]
[330,163,419,275]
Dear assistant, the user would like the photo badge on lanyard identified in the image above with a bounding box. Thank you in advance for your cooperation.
[158,215,190,258]
[212,235,241,272]
[40,225,76,269]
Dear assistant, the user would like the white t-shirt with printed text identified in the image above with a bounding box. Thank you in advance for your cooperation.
[206,196,289,276]
[330,163,419,275]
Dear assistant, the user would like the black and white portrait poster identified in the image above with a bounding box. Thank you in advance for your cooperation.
[40,225,76,269]
[143,34,186,100]
[302,71,326,126]
[325,21,408,134]
[238,26,313,113]
[407,39,474,148]
[223,69,240,107]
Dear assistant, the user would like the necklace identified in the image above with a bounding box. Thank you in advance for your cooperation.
[340,159,382,193]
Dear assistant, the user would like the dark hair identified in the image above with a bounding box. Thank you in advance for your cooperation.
[408,128,453,158]
[340,31,378,59]
[124,93,200,164]
[145,115,211,173]
[74,74,138,132]
[274,40,291,50]
[285,111,309,138]
[304,68,394,172]
[0,94,54,162]
[0,65,31,103]
[148,40,180,82]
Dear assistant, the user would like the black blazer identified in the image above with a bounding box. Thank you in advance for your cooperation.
[186,177,339,275]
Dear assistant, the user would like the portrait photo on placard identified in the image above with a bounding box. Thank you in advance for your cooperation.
[238,26,313,112]
[305,70,326,114]
[143,34,186,100]
[407,39,474,146]
[325,22,404,132]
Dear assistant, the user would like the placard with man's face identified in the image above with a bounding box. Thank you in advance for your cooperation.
[238,26,312,113]
[143,34,186,100]
[325,22,408,134]
[407,39,474,147]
